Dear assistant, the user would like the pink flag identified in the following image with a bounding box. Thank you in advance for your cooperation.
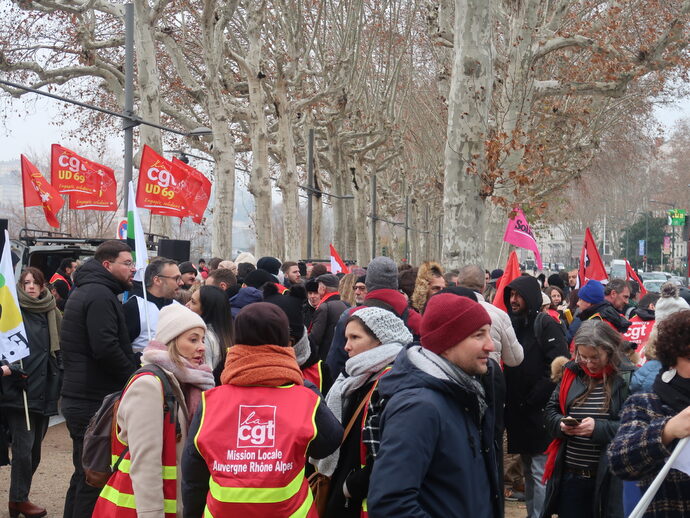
[503,208,543,270]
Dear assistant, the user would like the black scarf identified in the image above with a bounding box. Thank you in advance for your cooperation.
[653,371,690,413]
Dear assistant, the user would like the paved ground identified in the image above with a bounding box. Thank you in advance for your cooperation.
[0,422,526,517]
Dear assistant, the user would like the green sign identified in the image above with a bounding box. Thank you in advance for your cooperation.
[669,209,686,226]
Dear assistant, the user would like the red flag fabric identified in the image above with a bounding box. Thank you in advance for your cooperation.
[171,158,211,223]
[329,243,349,274]
[21,155,64,228]
[69,166,118,211]
[578,228,608,288]
[136,145,190,218]
[51,144,97,195]
[625,259,647,296]
[493,251,521,312]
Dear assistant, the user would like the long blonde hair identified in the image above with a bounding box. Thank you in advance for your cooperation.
[339,273,357,306]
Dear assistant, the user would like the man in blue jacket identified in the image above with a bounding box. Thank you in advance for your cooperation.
[368,293,502,518]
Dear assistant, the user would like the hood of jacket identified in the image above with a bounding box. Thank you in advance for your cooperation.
[377,343,484,419]
[633,306,655,321]
[504,275,543,320]
[580,301,631,333]
[229,286,263,314]
[74,258,127,294]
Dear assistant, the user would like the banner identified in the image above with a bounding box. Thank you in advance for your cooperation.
[330,243,349,274]
[136,145,189,218]
[577,228,608,288]
[69,165,117,211]
[493,250,521,313]
[171,158,211,223]
[21,155,64,228]
[503,208,543,270]
[0,230,29,362]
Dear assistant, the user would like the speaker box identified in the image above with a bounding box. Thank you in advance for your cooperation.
[157,239,190,263]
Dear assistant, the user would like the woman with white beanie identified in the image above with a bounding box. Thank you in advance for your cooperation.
[92,304,215,518]
[315,306,413,518]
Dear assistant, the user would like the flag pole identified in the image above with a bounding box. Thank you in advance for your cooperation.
[496,241,506,270]
[23,207,27,231]
[19,359,30,431]
[629,437,689,518]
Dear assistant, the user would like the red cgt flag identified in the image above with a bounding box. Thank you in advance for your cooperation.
[493,250,521,313]
[171,158,212,223]
[578,228,608,288]
[136,145,190,218]
[69,166,118,212]
[21,155,64,228]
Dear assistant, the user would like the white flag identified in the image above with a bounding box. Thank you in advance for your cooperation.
[127,181,148,282]
[0,230,29,362]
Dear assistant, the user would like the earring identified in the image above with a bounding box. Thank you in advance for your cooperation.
[662,368,677,383]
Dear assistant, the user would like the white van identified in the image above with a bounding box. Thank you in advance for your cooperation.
[610,259,627,280]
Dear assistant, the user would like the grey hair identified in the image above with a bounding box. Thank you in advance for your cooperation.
[573,320,623,367]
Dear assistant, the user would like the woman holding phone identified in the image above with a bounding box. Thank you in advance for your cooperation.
[540,320,634,518]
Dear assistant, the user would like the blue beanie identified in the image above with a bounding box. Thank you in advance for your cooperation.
[579,280,605,304]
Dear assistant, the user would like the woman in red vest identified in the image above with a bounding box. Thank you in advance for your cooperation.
[181,302,342,517]
[315,306,413,518]
[92,305,215,518]
[541,320,634,518]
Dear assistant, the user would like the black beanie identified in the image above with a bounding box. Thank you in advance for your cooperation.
[263,284,306,340]
[257,256,281,275]
[547,274,565,290]
[234,302,290,347]
[244,269,277,289]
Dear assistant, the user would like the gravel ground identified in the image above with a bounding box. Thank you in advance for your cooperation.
[0,422,526,517]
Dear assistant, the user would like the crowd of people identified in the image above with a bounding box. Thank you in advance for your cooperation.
[2,242,690,518]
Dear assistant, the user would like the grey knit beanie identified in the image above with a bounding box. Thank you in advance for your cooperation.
[365,256,398,292]
[355,307,412,346]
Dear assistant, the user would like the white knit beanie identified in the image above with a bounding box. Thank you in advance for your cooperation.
[155,304,207,345]
[654,282,690,324]
[354,307,413,346]
[234,252,257,267]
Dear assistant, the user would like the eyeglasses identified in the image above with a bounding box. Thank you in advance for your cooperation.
[576,354,602,365]
[114,260,135,268]
[157,274,182,282]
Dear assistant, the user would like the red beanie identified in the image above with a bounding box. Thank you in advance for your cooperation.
[420,293,492,355]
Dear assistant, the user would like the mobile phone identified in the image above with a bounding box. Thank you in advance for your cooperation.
[561,417,581,426]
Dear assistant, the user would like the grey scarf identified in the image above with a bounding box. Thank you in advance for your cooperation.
[408,345,488,419]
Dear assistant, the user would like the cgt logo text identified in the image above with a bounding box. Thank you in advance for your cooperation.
[237,405,276,448]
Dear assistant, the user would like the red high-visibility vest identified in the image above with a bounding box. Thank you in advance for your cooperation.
[194,383,320,518]
[301,361,323,392]
[358,367,391,518]
[49,272,72,289]
[92,372,179,518]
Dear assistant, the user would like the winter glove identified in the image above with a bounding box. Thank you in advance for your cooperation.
[2,361,28,391]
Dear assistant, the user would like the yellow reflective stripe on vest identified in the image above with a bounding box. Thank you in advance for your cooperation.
[203,483,313,518]
[110,455,176,479]
[99,484,177,513]
[209,467,307,503]
[362,498,368,511]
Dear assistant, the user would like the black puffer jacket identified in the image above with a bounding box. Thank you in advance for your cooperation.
[60,259,138,402]
[503,276,569,454]
[0,310,61,415]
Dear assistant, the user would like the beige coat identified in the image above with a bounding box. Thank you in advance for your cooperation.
[476,293,524,367]
[117,366,189,518]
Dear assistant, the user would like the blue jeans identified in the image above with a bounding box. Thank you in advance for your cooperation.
[558,471,596,518]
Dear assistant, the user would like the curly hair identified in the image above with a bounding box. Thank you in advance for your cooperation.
[338,273,357,306]
[655,310,690,369]
[411,261,444,313]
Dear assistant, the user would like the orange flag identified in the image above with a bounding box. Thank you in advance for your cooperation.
[493,251,521,312]
[21,155,64,228]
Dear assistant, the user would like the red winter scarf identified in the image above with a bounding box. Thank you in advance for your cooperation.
[542,364,614,482]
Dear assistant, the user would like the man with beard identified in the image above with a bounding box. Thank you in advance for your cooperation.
[503,276,569,518]
[60,240,139,518]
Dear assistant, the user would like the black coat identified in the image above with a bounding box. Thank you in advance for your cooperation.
[541,361,632,518]
[309,294,348,361]
[60,259,138,402]
[503,276,569,454]
[0,309,61,416]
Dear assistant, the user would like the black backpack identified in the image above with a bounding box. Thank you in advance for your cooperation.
[82,364,180,488]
